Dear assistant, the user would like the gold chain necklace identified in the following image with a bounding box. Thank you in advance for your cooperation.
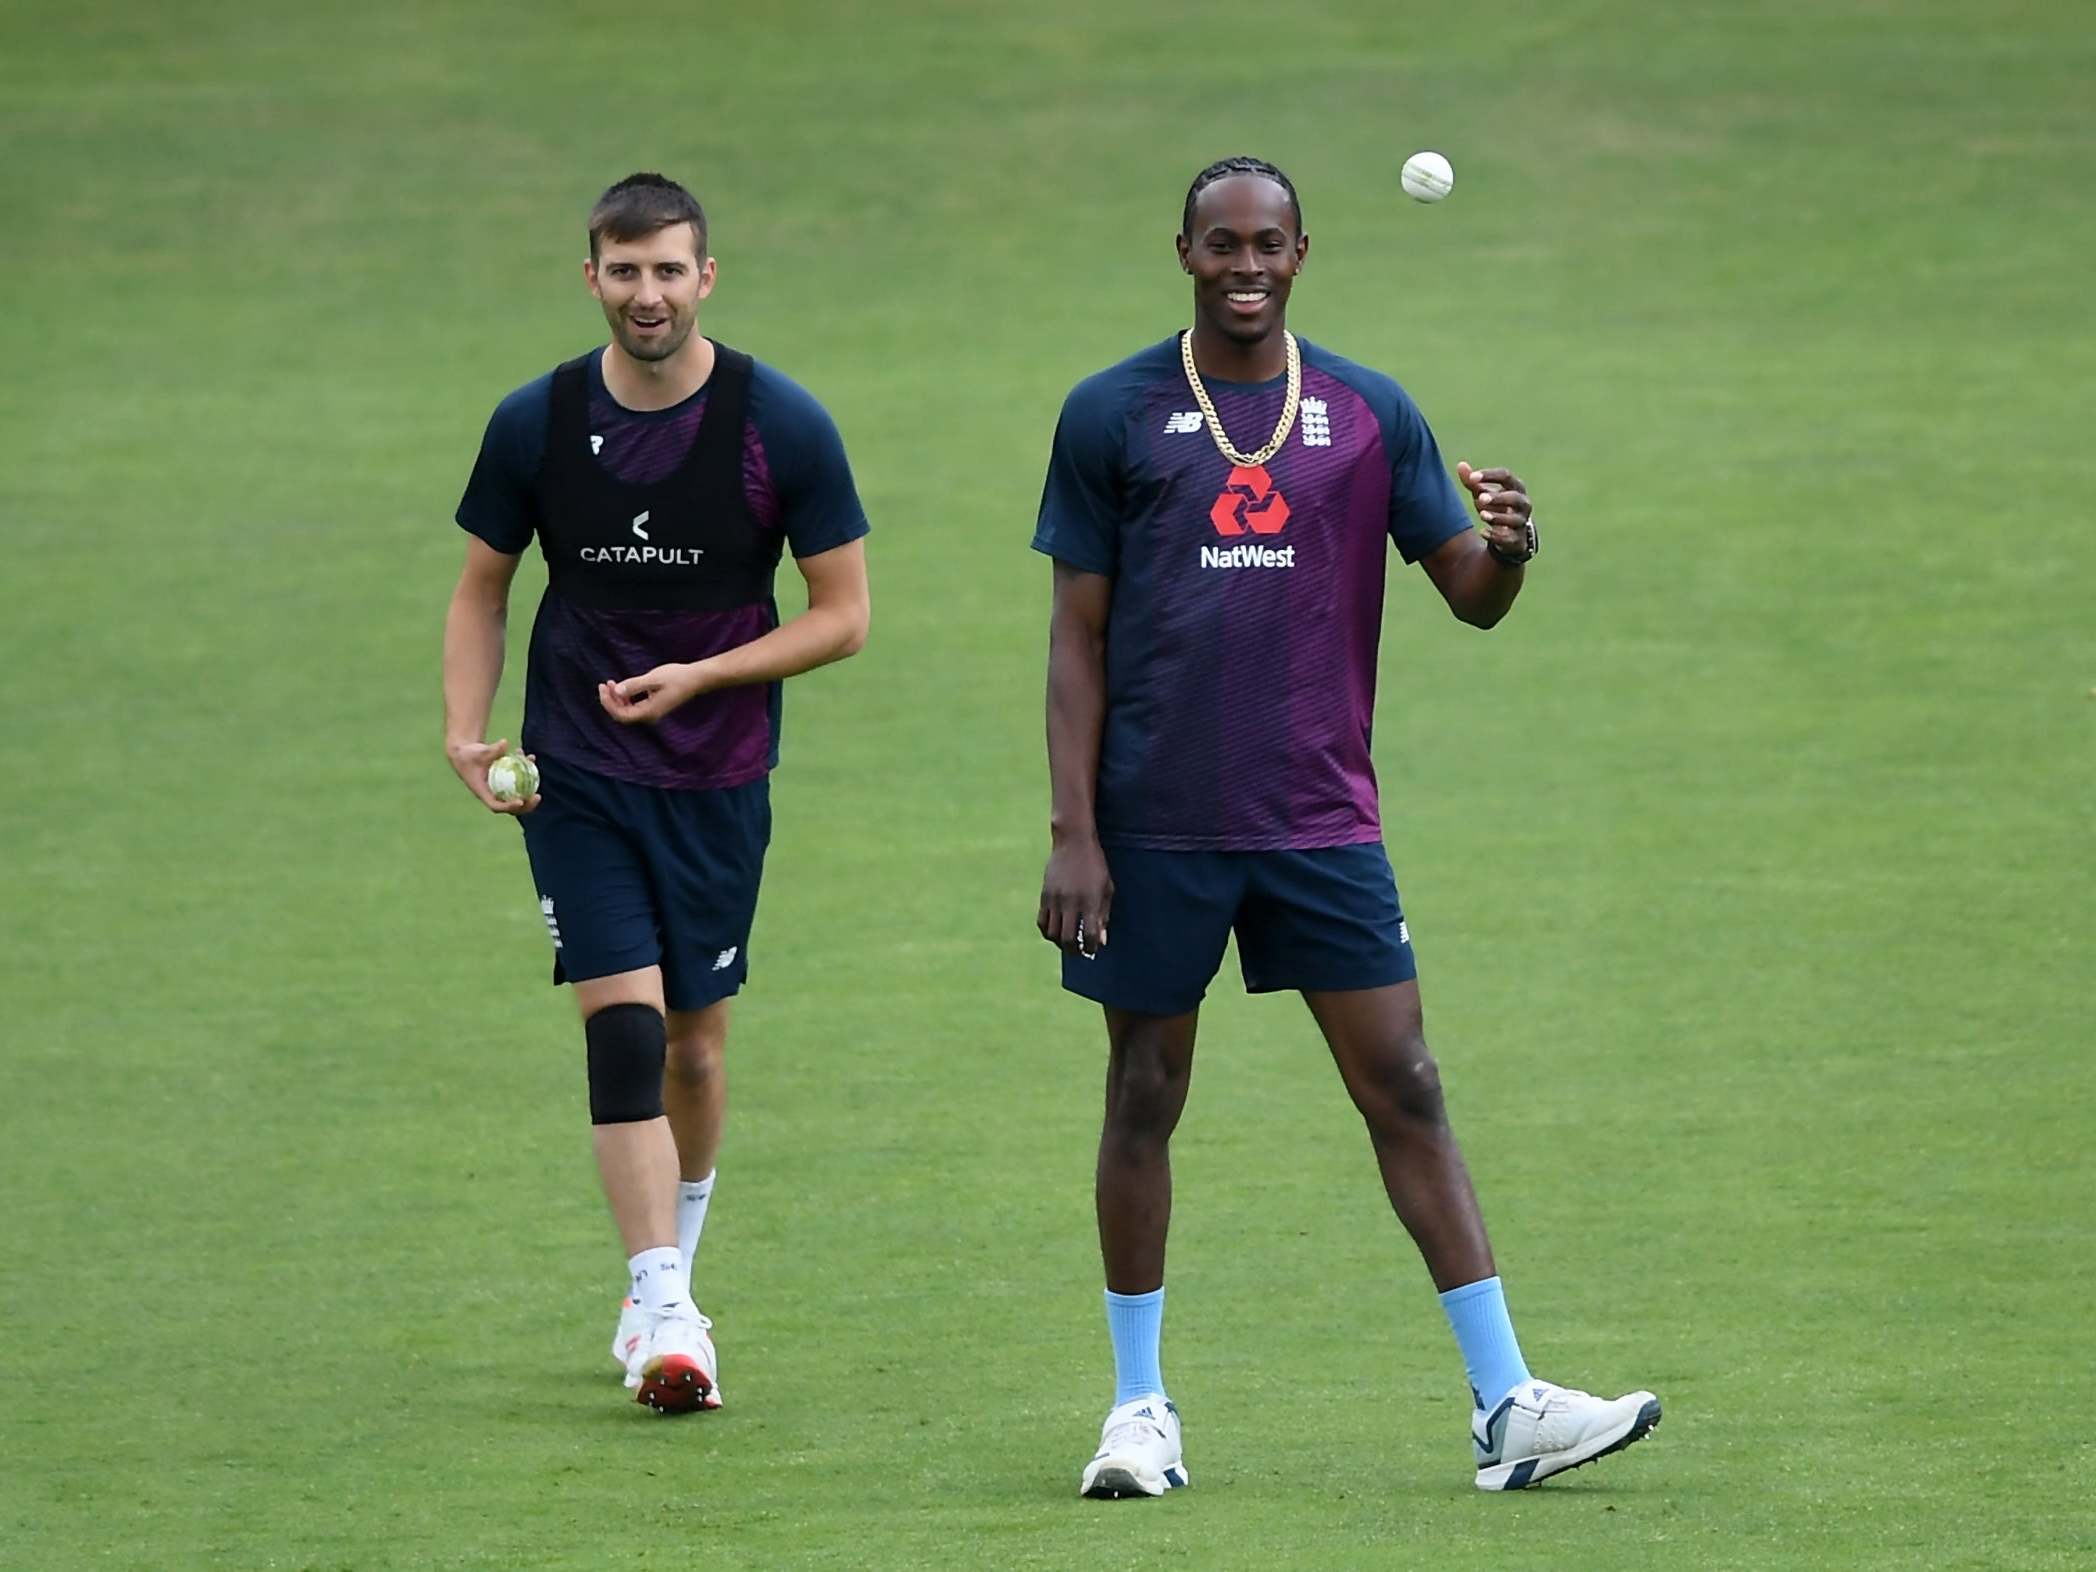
[1180,328,1301,468]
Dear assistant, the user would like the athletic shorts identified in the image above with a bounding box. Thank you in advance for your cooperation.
[517,755,771,1012]
[1061,843,1416,1017]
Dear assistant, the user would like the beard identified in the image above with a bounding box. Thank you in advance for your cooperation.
[611,310,693,363]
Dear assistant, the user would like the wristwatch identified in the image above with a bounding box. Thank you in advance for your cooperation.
[1485,515,1538,567]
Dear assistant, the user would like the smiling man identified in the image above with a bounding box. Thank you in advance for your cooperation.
[443,172,870,1414]
[1033,156,1657,1495]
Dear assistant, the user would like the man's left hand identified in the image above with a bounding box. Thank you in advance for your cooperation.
[598,662,712,725]
[1457,462,1532,558]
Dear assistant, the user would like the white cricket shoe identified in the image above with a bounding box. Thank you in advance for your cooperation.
[1472,1379,1660,1490]
[612,1297,649,1387]
[626,1307,721,1415]
[1080,1395,1189,1498]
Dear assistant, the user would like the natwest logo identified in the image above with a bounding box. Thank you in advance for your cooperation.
[1201,542,1296,570]
[1209,465,1290,537]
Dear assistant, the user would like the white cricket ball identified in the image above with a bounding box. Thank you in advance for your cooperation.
[1401,150,1454,203]
[488,753,540,802]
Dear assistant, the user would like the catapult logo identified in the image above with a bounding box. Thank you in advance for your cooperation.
[1202,465,1295,569]
[579,510,707,567]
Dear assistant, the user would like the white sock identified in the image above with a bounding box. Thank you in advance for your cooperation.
[628,1246,689,1313]
[677,1172,716,1278]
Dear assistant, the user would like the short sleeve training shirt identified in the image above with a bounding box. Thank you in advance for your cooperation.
[1031,335,1471,850]
[456,349,869,790]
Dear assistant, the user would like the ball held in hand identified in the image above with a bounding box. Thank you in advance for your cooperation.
[487,752,540,802]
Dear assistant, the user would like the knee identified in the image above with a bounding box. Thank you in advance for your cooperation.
[1105,1049,1188,1137]
[1353,1036,1447,1130]
[585,1002,667,1124]
[664,1028,723,1090]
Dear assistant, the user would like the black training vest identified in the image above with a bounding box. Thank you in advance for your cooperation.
[530,343,779,611]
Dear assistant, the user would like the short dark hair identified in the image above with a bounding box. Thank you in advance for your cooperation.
[588,172,708,260]
[1181,156,1302,239]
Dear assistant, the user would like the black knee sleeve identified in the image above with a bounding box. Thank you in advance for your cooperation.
[585,1002,667,1124]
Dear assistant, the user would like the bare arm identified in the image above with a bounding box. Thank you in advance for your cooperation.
[1419,463,1534,630]
[599,538,870,723]
[442,536,538,813]
[1037,562,1114,955]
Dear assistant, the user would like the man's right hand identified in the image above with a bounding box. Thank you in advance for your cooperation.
[447,736,540,815]
[1039,834,1113,957]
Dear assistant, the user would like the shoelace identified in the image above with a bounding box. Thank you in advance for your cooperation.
[1099,1415,1168,1452]
[640,1306,713,1336]
[1479,1384,1581,1453]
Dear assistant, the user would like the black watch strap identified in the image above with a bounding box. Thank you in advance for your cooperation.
[1486,516,1538,567]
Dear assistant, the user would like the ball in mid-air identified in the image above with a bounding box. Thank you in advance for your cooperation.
[488,753,540,802]
[1400,150,1454,203]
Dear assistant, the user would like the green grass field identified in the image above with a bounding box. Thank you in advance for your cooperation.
[5,1,2093,1566]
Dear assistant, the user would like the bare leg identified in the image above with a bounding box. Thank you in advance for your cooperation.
[1304,982,1495,1291]
[664,999,729,1182]
[1096,1006,1200,1293]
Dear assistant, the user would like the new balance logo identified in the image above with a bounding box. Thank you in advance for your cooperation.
[590,434,604,455]
[1164,410,1203,434]
[539,895,563,950]
[631,510,651,541]
[1300,396,1331,447]
[712,947,739,972]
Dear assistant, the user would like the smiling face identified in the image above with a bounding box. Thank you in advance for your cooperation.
[1176,173,1309,349]
[584,222,716,364]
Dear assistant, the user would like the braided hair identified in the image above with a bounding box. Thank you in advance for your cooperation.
[1180,157,1302,238]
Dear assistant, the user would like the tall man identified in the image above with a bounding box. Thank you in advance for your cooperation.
[444,173,871,1415]
[1033,158,1657,1493]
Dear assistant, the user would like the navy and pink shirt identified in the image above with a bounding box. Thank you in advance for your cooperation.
[1031,335,1473,852]
[456,348,869,791]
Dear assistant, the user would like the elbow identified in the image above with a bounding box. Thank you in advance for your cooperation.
[835,603,870,660]
[1060,621,1108,662]
[1454,602,1506,631]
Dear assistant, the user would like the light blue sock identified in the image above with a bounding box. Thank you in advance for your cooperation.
[1105,1287,1166,1405]
[1438,1276,1532,1409]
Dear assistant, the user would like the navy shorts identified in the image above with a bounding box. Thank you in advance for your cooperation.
[517,756,771,1012]
[1062,843,1416,1017]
